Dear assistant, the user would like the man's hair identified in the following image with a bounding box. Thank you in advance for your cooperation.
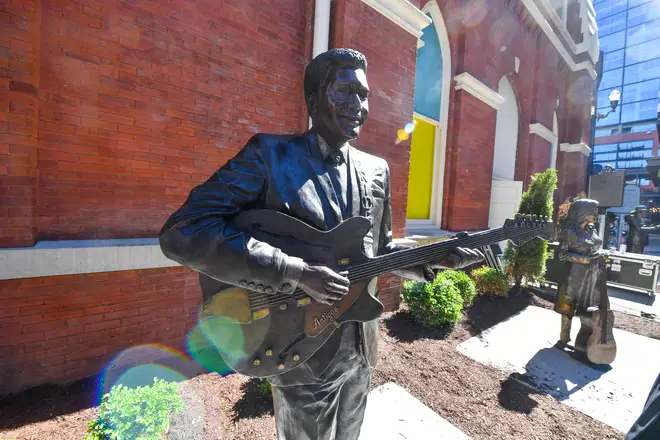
[304,48,367,107]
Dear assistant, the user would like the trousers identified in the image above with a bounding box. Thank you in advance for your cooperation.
[626,371,660,440]
[270,323,372,440]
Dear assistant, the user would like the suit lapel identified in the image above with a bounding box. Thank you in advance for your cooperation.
[302,132,343,228]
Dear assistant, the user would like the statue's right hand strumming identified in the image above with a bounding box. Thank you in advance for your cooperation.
[298,263,350,305]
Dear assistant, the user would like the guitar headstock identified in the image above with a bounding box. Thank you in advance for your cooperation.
[503,214,555,246]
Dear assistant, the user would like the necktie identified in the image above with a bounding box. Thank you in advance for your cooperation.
[327,151,349,217]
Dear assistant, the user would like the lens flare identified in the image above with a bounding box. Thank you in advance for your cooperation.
[567,76,592,105]
[186,323,233,375]
[190,289,271,372]
[99,345,200,400]
[395,120,417,144]
[462,0,489,28]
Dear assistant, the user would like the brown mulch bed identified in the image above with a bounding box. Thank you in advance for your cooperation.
[1,291,658,440]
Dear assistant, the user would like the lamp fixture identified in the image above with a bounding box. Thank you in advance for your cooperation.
[596,88,621,121]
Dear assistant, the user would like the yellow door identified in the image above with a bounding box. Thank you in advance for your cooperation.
[406,117,436,219]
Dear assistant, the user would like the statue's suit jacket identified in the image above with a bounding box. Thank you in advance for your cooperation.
[159,130,424,384]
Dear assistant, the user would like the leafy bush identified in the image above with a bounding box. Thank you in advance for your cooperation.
[471,266,510,297]
[436,270,478,306]
[503,168,558,287]
[401,278,463,328]
[86,378,184,440]
[259,379,272,395]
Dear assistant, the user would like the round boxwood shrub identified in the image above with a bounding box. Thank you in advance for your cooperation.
[401,277,463,328]
[85,378,184,440]
[436,270,478,306]
[471,266,510,297]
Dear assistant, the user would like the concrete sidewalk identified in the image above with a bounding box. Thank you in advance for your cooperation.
[359,382,472,440]
[457,306,660,434]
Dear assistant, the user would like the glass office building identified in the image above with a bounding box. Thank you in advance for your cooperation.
[592,0,660,191]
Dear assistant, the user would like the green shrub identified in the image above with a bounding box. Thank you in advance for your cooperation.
[503,168,558,287]
[86,378,184,440]
[471,266,510,297]
[436,270,478,306]
[401,278,463,328]
[259,379,272,395]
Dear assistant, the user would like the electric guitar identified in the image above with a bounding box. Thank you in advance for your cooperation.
[197,210,554,377]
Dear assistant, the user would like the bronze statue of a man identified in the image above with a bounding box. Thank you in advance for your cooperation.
[159,48,482,440]
[625,206,659,254]
[554,199,609,345]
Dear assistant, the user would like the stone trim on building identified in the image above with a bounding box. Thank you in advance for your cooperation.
[453,73,505,111]
[519,0,597,79]
[529,122,558,144]
[0,239,178,280]
[361,0,432,38]
[560,142,592,156]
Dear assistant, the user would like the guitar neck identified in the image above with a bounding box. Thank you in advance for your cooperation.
[346,227,509,282]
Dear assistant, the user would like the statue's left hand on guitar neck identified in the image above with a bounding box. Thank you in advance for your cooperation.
[394,246,485,283]
[426,247,485,270]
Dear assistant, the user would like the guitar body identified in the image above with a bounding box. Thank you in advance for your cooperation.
[198,210,383,378]
[574,313,593,358]
[575,310,617,365]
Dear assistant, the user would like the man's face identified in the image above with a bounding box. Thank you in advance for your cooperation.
[581,215,597,232]
[312,67,369,143]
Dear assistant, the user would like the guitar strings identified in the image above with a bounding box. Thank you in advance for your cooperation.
[247,228,533,308]
[240,226,543,309]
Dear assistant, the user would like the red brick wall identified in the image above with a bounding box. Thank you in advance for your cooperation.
[4,0,308,244]
[0,267,201,395]
[1,0,41,247]
[556,150,589,206]
[442,92,498,231]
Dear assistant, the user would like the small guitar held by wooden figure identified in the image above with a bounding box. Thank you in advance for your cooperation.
[197,210,555,378]
[574,256,617,365]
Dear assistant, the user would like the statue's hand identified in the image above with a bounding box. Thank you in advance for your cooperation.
[298,263,350,305]
[429,247,485,270]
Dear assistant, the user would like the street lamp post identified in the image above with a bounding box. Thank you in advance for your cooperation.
[587,87,622,192]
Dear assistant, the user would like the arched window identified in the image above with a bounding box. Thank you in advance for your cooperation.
[492,76,519,180]
[406,2,451,229]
